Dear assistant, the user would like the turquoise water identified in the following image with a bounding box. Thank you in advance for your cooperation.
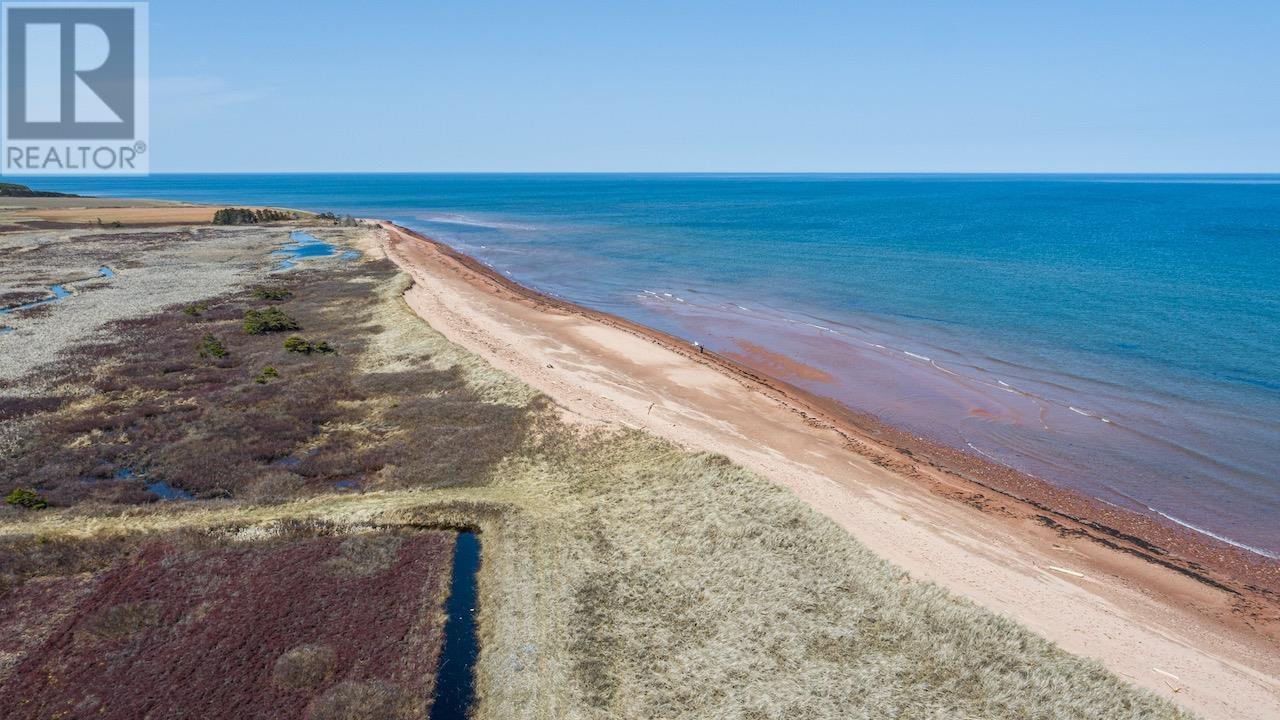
[34,174,1280,557]
[271,230,338,270]
[271,231,362,269]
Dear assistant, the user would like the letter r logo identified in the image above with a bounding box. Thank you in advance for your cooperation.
[4,5,136,139]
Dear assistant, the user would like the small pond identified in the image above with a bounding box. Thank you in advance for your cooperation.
[271,231,361,270]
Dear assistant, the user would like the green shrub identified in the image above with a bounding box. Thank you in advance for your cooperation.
[253,287,294,302]
[284,335,311,354]
[315,212,360,227]
[284,336,336,355]
[182,303,208,317]
[5,488,48,510]
[212,207,294,225]
[255,366,280,384]
[243,307,300,334]
[197,334,228,359]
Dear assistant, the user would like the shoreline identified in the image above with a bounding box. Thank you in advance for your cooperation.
[9,198,1271,592]
[382,221,1278,600]
[4,204,1274,716]
[375,219,1280,718]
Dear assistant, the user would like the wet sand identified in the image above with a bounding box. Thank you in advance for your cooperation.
[374,221,1280,719]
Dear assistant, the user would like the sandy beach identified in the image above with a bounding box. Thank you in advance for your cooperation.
[374,221,1280,719]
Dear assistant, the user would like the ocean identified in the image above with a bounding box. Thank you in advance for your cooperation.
[32,173,1280,558]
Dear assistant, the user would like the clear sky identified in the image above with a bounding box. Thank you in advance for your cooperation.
[147,0,1279,172]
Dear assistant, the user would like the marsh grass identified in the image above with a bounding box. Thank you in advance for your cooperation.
[0,522,452,719]
[273,644,338,690]
[322,534,404,578]
[308,680,420,720]
[79,600,162,641]
[253,287,294,302]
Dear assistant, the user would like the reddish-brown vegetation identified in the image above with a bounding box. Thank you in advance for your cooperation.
[0,529,454,720]
[0,260,532,506]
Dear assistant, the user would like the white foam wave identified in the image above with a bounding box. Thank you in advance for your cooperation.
[1147,507,1280,560]
[1068,406,1112,423]
[904,351,930,362]
[930,360,960,377]
[965,442,1003,462]
[419,214,535,231]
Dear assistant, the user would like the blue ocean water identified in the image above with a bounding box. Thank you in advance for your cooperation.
[33,174,1280,557]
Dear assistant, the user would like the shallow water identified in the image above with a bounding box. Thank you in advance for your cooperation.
[271,230,337,270]
[430,531,480,720]
[0,284,72,315]
[1,267,113,325]
[34,174,1280,558]
[146,481,194,501]
[271,231,359,270]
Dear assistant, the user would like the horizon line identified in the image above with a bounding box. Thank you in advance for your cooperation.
[13,171,1280,178]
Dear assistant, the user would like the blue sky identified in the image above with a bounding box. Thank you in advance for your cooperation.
[149,1,1279,172]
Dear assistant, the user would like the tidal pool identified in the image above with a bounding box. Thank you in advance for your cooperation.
[272,231,361,270]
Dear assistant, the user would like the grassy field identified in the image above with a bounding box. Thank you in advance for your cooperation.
[0,222,1193,719]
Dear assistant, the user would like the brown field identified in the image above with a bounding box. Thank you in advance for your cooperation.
[0,199,306,230]
[0,524,453,720]
[0,197,211,231]
[0,220,1202,719]
[8,205,219,225]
